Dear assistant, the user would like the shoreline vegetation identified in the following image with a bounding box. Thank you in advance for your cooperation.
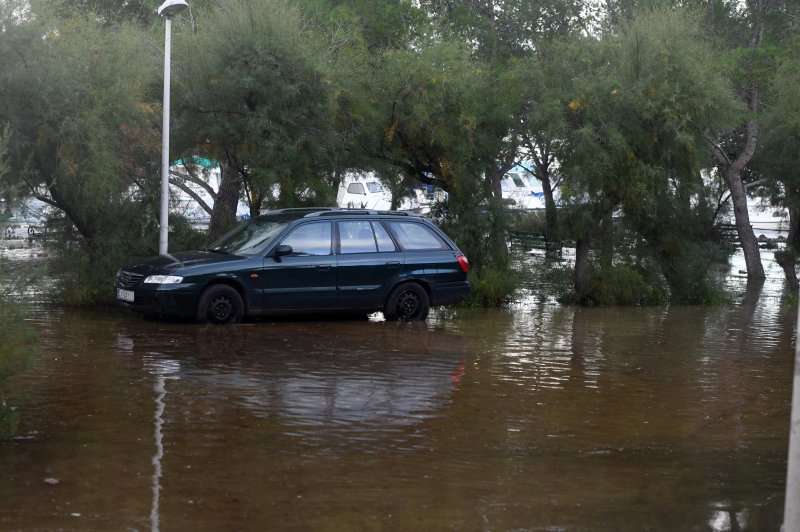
[1,0,797,308]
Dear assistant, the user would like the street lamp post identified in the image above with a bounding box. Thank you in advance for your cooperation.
[157,0,188,255]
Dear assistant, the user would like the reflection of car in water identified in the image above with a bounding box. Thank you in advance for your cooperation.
[119,321,467,448]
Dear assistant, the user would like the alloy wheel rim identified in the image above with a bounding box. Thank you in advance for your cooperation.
[397,290,419,319]
[209,295,233,322]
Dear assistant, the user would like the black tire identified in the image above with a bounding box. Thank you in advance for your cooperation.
[384,282,429,321]
[196,285,244,325]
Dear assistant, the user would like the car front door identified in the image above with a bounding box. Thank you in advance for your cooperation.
[262,221,337,311]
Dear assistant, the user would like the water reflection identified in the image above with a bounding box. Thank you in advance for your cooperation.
[146,359,181,532]
[114,321,466,453]
[0,270,792,530]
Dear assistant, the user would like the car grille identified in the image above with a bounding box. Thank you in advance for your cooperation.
[117,271,144,289]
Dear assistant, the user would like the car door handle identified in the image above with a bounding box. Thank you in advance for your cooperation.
[386,261,401,268]
[316,264,332,271]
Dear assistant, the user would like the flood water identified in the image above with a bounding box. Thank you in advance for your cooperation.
[0,253,795,530]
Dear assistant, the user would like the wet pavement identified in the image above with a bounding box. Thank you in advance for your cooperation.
[0,251,795,530]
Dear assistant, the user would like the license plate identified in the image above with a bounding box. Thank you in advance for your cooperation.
[117,288,135,302]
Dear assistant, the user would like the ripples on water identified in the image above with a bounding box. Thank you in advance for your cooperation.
[0,249,795,530]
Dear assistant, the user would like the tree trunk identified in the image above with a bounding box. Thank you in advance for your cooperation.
[48,183,96,244]
[574,235,591,301]
[488,170,509,265]
[775,208,800,291]
[726,163,764,279]
[539,166,558,243]
[206,153,242,246]
[599,210,614,269]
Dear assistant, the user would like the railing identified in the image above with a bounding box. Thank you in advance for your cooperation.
[508,230,562,251]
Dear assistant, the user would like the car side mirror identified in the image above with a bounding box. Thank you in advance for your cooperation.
[274,244,293,257]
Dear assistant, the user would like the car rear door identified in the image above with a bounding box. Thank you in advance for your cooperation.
[384,220,463,282]
[335,220,404,309]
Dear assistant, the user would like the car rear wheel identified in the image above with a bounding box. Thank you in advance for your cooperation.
[384,282,429,321]
[196,285,244,325]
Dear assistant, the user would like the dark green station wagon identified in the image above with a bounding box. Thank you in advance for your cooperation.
[115,208,470,324]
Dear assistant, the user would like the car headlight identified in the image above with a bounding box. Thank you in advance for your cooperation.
[143,275,184,284]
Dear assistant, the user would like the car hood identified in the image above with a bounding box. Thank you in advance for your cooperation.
[122,251,246,274]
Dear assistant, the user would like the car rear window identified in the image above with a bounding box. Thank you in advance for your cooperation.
[339,221,377,254]
[385,221,448,251]
[339,221,398,254]
[372,221,397,252]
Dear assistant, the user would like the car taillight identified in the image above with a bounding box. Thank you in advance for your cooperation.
[457,255,469,273]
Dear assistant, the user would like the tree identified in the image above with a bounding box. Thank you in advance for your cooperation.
[352,40,517,268]
[0,9,158,249]
[305,0,424,51]
[418,0,592,263]
[0,6,209,304]
[173,0,342,243]
[699,0,798,281]
[754,32,800,290]
[517,42,577,243]
[559,7,739,301]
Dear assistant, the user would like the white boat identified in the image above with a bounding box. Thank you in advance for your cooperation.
[336,173,393,210]
[501,169,548,210]
[746,196,789,234]
[336,173,442,214]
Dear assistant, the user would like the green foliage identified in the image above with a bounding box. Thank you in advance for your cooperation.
[355,38,520,269]
[0,0,790,310]
[555,7,739,300]
[49,211,204,307]
[755,32,800,210]
[462,264,521,307]
[572,264,666,306]
[430,186,494,270]
[0,9,158,243]
[421,0,592,61]
[174,0,341,212]
[510,210,547,234]
[306,0,424,51]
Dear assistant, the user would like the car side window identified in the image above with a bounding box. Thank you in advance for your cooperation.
[372,221,397,252]
[281,222,332,256]
[339,221,377,254]
[386,221,447,250]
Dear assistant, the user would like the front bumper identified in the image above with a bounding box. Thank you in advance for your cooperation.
[115,283,199,318]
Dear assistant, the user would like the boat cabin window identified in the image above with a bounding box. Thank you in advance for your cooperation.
[347,183,366,195]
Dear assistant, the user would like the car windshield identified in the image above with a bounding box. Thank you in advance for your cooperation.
[207,219,287,255]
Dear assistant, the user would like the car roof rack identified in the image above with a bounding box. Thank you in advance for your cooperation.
[306,209,419,218]
[267,207,334,215]
[262,207,422,218]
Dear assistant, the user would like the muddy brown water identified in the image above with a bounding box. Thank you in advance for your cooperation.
[0,258,795,530]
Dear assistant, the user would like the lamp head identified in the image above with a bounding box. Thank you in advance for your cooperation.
[158,0,188,17]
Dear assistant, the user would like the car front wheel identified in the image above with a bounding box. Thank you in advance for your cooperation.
[384,282,429,321]
[196,285,244,325]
